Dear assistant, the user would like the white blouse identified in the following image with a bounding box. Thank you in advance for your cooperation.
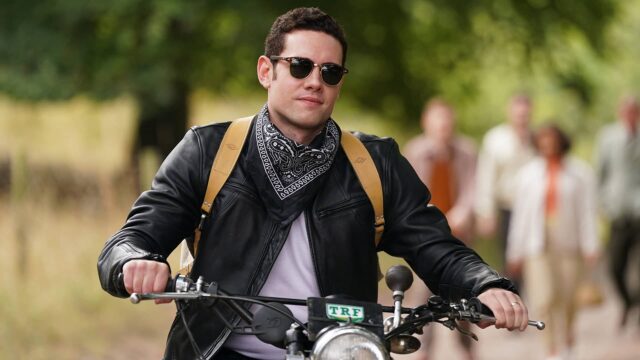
[506,156,600,262]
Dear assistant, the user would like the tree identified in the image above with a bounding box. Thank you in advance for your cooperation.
[0,0,619,167]
[2,1,247,162]
[335,0,618,127]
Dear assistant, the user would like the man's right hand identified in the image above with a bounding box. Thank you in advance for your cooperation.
[122,259,171,304]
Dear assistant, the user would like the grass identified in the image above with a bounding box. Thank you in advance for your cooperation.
[0,95,179,359]
[0,195,176,359]
[0,154,199,356]
[0,96,136,174]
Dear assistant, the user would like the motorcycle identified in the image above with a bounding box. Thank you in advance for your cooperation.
[130,265,544,359]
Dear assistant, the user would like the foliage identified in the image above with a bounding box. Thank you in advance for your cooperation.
[338,0,619,127]
[0,0,622,146]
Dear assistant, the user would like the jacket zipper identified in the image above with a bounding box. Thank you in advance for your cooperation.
[304,210,326,296]
[317,197,369,218]
[206,222,278,359]
[246,222,279,294]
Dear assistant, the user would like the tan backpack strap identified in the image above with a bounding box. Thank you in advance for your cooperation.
[193,116,253,257]
[340,130,385,246]
[201,116,253,214]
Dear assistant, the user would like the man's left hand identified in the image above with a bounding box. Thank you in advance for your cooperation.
[477,288,529,331]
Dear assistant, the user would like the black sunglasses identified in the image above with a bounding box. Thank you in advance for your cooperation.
[269,56,348,86]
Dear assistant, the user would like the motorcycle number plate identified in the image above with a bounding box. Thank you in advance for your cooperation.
[326,303,365,323]
[307,297,384,340]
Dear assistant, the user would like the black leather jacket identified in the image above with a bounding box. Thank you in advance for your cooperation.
[97,119,515,359]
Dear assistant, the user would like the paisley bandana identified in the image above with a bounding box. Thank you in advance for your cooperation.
[255,105,340,200]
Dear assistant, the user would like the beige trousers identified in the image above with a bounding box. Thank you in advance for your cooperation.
[524,222,582,353]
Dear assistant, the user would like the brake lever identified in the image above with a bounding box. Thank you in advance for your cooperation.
[451,319,478,341]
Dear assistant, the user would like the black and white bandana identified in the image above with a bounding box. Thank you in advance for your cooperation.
[255,105,340,200]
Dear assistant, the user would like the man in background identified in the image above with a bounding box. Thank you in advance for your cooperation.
[595,94,640,328]
[404,98,477,245]
[402,98,478,359]
[475,94,535,289]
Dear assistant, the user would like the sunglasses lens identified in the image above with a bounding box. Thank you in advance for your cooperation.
[321,64,344,85]
[289,58,314,79]
[282,57,345,85]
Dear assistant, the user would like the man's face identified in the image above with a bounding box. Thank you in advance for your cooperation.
[423,105,455,144]
[508,97,532,129]
[536,130,562,159]
[619,98,640,128]
[257,30,344,143]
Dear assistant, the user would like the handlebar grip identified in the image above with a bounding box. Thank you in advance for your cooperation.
[469,297,545,330]
[165,276,176,292]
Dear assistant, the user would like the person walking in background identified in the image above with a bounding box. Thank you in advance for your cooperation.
[595,95,640,329]
[401,98,478,360]
[507,124,600,360]
[475,94,535,288]
[404,98,477,243]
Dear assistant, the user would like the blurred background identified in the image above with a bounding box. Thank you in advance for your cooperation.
[1,0,639,359]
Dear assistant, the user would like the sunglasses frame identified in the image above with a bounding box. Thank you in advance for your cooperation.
[269,56,348,86]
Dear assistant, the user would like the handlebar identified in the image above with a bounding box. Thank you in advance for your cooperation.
[130,275,545,333]
[383,295,544,343]
[131,275,307,306]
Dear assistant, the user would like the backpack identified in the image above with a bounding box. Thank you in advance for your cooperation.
[179,116,384,274]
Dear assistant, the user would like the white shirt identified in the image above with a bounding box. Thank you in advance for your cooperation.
[506,157,600,261]
[475,124,535,216]
[595,122,640,219]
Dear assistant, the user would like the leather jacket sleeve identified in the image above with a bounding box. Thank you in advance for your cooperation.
[376,139,516,300]
[97,129,208,297]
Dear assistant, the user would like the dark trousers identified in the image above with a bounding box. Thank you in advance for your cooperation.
[608,216,640,311]
[498,208,522,292]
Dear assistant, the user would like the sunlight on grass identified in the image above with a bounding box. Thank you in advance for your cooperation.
[0,96,137,174]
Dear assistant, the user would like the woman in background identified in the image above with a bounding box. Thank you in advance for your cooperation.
[507,124,600,360]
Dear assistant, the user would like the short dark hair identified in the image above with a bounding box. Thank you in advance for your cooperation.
[534,123,572,155]
[265,7,348,65]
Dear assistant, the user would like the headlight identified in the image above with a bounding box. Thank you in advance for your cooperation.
[311,324,389,360]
